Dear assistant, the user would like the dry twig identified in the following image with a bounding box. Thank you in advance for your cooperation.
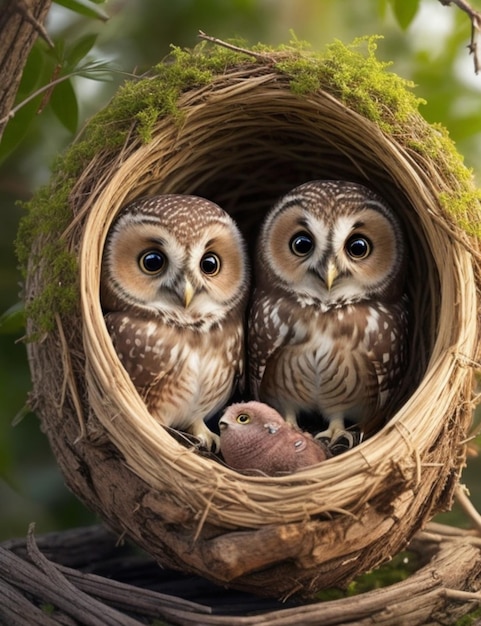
[439,0,481,73]
[13,0,54,48]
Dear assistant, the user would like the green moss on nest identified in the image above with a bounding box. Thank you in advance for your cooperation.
[439,190,481,239]
[276,37,424,133]
[16,179,78,334]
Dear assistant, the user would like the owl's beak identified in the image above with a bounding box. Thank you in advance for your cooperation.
[183,280,195,308]
[218,419,228,431]
[325,261,339,291]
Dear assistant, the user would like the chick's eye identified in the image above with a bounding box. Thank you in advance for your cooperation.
[236,413,251,424]
[290,232,314,257]
[200,253,221,276]
[346,235,372,260]
[139,250,166,274]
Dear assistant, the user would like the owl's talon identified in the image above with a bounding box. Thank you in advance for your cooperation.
[315,428,362,455]
[190,422,220,453]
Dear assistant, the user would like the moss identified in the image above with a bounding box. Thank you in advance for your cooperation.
[276,37,424,133]
[16,180,77,334]
[439,190,481,238]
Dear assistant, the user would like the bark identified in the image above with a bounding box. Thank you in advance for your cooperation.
[0,0,53,139]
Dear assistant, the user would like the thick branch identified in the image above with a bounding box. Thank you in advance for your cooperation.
[0,0,53,140]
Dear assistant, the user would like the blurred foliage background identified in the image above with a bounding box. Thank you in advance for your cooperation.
[1,0,481,541]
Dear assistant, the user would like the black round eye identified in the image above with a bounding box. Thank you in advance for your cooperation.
[139,250,166,274]
[290,232,314,257]
[346,236,372,260]
[236,413,251,424]
[200,253,221,276]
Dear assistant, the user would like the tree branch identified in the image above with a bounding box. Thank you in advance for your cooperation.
[439,0,481,73]
[0,0,53,140]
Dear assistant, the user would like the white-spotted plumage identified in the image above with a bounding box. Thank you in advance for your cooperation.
[248,180,409,446]
[101,194,249,449]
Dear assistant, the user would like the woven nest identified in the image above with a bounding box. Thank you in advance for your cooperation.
[21,37,481,599]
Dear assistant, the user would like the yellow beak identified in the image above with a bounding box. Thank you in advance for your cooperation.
[183,280,195,308]
[325,261,339,291]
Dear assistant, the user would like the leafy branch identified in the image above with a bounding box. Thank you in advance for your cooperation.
[0,59,116,127]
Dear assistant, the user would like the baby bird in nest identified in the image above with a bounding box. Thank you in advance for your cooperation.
[218,401,331,476]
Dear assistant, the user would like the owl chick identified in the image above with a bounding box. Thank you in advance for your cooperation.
[219,401,331,475]
[248,180,409,446]
[101,194,249,450]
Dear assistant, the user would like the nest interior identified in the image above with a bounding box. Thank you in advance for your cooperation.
[19,38,481,598]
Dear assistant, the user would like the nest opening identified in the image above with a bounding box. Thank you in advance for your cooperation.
[24,42,481,597]
[101,90,436,421]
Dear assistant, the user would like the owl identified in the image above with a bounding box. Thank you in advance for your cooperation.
[248,180,409,447]
[100,194,249,450]
[219,401,331,475]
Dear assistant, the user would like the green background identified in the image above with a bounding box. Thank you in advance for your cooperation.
[1,0,480,540]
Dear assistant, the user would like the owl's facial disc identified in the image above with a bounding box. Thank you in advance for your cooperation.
[263,197,402,305]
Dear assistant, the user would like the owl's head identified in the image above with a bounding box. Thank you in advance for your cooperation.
[257,180,406,306]
[101,195,249,324]
[219,401,285,437]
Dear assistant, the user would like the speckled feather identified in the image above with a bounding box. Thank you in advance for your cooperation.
[248,180,409,441]
[101,194,249,448]
[219,401,331,475]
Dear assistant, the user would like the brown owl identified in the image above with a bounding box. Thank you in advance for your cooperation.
[248,180,409,447]
[219,401,331,475]
[101,194,249,450]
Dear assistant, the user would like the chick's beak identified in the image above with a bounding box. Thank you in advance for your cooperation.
[325,260,339,292]
[183,279,195,308]
[218,419,228,431]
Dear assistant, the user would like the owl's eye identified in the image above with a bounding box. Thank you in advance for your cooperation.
[345,235,372,260]
[236,413,251,424]
[290,232,314,257]
[139,250,166,275]
[200,253,221,276]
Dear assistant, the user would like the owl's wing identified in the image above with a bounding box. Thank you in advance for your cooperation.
[104,312,176,393]
[226,318,247,397]
[363,300,409,431]
[248,289,301,398]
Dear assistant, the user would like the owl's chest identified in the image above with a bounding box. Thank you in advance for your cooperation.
[289,304,377,353]
[269,302,402,386]
[107,313,242,385]
[160,326,243,424]
[153,320,242,382]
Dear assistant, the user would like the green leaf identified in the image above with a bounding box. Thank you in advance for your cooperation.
[50,78,79,133]
[391,0,420,30]
[67,33,98,68]
[76,59,116,81]
[0,96,42,165]
[0,302,25,335]
[54,0,109,21]
[18,44,44,94]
